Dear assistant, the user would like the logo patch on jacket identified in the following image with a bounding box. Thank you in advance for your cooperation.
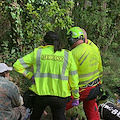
[41,55,64,62]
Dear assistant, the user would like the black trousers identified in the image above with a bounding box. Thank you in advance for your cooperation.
[30,95,68,120]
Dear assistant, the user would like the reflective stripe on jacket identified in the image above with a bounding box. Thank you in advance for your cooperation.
[13,45,79,98]
[71,43,103,87]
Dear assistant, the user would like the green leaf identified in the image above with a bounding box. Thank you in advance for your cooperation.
[11,48,16,54]
[10,12,16,19]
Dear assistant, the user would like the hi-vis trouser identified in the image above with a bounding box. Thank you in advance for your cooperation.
[66,80,101,120]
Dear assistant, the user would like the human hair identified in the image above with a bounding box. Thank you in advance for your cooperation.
[0,71,9,77]
[44,31,62,53]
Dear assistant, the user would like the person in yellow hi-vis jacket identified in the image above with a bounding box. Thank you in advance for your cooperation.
[13,31,79,120]
[81,27,103,78]
[66,27,103,120]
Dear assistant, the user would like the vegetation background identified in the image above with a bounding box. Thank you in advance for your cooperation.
[0,0,120,119]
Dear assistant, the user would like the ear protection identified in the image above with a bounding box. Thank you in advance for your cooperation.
[67,31,76,46]
[78,36,85,43]
[67,31,85,46]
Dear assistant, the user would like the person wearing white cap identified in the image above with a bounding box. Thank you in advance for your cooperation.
[0,63,26,120]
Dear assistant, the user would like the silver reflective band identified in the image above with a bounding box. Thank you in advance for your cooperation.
[19,58,29,76]
[23,69,29,76]
[72,89,79,94]
[78,73,99,85]
[62,51,68,74]
[79,70,99,78]
[19,58,28,68]
[37,73,68,80]
[69,70,78,75]
[35,49,42,77]
[35,49,69,80]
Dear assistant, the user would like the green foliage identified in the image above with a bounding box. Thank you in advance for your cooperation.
[25,0,74,39]
[0,0,24,65]
[72,0,120,50]
[0,0,74,64]
[10,70,32,94]
[102,50,120,98]
[66,102,86,119]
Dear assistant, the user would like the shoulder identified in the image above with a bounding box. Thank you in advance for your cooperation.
[87,39,99,51]
[64,49,73,57]
[72,43,92,56]
[32,46,45,54]
[72,43,89,51]
[61,48,71,53]
[0,77,18,91]
[87,39,92,45]
[34,45,55,51]
[34,46,44,50]
[64,49,71,52]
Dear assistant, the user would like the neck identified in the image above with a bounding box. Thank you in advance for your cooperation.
[72,40,84,49]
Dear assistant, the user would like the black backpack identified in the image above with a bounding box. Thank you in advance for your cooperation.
[99,101,120,120]
[23,89,36,108]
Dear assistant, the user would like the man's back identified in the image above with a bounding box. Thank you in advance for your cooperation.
[87,39,103,76]
[71,43,100,87]
[0,76,20,120]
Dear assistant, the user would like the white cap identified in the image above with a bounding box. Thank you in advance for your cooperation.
[0,63,13,73]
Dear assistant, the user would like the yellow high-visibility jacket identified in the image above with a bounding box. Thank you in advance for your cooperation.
[13,45,79,98]
[71,43,103,87]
